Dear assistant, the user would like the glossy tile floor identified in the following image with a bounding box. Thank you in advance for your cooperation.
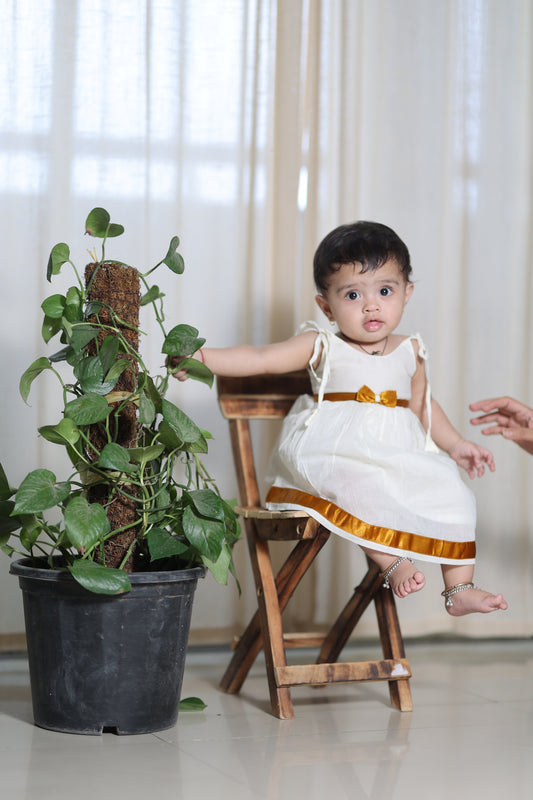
[1,638,532,799]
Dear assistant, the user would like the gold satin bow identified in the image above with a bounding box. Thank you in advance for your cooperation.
[356,385,399,407]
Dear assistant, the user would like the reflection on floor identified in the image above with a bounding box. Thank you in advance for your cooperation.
[1,638,532,800]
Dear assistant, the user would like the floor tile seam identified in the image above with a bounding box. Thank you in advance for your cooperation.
[414,683,502,704]
[168,725,395,746]
[151,738,266,797]
[0,731,182,749]
[446,685,506,704]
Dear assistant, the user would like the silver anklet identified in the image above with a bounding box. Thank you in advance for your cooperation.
[381,557,414,589]
[441,582,475,607]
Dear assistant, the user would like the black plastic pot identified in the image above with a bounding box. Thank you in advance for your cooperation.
[10,558,204,735]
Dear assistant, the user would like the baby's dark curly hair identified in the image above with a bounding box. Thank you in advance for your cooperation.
[313,221,412,293]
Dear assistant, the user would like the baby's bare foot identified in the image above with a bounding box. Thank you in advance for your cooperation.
[444,586,508,616]
[382,557,426,599]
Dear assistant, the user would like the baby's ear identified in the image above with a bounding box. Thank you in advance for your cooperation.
[404,281,414,304]
[315,293,332,320]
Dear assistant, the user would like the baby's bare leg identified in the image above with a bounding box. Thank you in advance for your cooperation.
[361,546,425,598]
[441,564,508,615]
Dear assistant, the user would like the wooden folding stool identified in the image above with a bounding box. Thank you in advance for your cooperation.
[217,371,413,719]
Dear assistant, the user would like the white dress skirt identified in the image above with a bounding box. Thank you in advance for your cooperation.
[265,323,476,565]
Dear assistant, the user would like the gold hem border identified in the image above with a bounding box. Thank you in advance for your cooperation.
[265,486,476,561]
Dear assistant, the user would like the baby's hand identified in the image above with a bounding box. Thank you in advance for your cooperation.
[448,438,495,479]
[166,355,190,381]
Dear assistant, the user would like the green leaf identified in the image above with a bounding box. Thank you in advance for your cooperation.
[140,285,164,306]
[179,697,207,711]
[19,515,43,550]
[182,506,224,561]
[187,489,225,521]
[68,560,131,595]
[74,356,104,391]
[48,345,74,364]
[13,469,71,514]
[0,500,21,540]
[41,294,66,319]
[39,418,80,447]
[221,498,241,544]
[183,435,209,454]
[139,373,162,415]
[46,242,70,282]
[64,497,111,551]
[61,316,73,339]
[75,353,130,395]
[157,421,208,454]
[127,444,165,467]
[146,527,189,561]
[163,235,185,274]
[84,300,105,318]
[69,324,99,353]
[107,223,124,238]
[97,443,136,473]
[65,393,112,425]
[98,335,120,375]
[161,399,204,444]
[202,542,232,585]
[103,358,131,390]
[85,207,110,236]
[85,207,124,239]
[19,357,53,403]
[169,356,213,388]
[0,463,15,501]
[65,285,82,310]
[41,315,64,344]
[64,300,84,324]
[162,324,205,357]
[138,392,156,425]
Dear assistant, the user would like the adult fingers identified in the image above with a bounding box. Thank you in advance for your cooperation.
[470,412,511,429]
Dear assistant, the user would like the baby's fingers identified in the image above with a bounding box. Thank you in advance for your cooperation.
[465,448,494,479]
[480,447,496,472]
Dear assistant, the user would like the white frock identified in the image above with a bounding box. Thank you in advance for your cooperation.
[265,323,476,565]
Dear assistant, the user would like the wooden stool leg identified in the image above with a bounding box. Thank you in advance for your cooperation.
[373,586,413,711]
[249,534,294,718]
[220,525,330,715]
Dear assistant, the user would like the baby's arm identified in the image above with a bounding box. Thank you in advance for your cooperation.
[171,330,318,378]
[409,351,495,479]
[431,400,495,478]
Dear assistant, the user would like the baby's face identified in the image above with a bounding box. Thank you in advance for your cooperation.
[315,258,413,345]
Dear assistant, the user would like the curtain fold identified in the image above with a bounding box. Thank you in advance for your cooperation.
[0,0,531,641]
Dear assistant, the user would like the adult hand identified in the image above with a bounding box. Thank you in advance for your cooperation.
[470,396,533,455]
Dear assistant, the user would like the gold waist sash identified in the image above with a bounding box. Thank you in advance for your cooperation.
[313,384,409,408]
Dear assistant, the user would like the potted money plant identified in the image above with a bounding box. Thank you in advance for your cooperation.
[0,208,239,735]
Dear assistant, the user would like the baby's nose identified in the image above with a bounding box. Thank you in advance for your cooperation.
[363,297,380,311]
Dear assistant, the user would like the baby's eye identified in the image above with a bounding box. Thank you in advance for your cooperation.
[380,286,392,296]
[346,290,360,300]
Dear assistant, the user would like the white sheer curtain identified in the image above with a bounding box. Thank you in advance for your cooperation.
[1,0,531,644]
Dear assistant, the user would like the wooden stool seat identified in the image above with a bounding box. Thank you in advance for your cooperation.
[218,371,413,719]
